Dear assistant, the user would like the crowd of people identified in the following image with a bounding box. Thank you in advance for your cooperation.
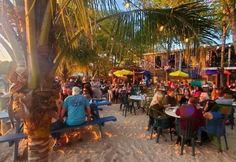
[148,80,236,145]
[50,74,236,147]
[51,75,147,145]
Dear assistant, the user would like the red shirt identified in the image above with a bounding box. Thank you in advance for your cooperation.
[176,104,205,131]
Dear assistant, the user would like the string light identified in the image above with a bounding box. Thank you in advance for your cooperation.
[184,38,189,43]
[124,1,130,9]
[159,25,164,32]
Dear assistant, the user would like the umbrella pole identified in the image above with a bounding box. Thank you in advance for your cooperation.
[166,71,168,82]
[133,70,135,85]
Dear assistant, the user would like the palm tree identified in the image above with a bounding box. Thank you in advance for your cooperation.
[0,0,218,161]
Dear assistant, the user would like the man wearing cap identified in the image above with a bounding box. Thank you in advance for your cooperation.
[61,86,92,126]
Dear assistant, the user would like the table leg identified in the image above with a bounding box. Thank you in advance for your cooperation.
[13,122,20,161]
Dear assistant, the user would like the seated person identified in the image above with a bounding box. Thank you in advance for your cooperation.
[61,86,92,126]
[162,89,177,106]
[51,87,92,146]
[211,88,220,100]
[203,100,220,113]
[148,92,168,130]
[199,92,210,107]
[192,86,202,98]
[176,97,205,132]
[82,87,92,101]
[179,89,191,105]
[55,86,72,118]
[197,100,223,143]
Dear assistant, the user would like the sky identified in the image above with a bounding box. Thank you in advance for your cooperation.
[117,0,124,9]
[0,43,12,62]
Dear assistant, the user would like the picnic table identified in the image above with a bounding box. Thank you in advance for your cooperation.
[93,99,112,106]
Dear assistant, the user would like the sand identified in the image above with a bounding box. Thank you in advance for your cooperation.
[1,104,236,162]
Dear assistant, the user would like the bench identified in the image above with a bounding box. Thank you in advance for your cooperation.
[51,116,117,137]
[0,116,117,143]
[94,100,112,106]
[0,116,117,161]
[0,133,27,143]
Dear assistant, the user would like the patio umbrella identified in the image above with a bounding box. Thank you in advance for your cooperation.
[120,69,133,75]
[169,70,189,77]
[113,69,133,77]
[113,70,124,77]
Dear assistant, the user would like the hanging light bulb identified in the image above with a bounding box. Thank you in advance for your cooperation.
[184,38,189,43]
[159,25,164,32]
[124,1,130,9]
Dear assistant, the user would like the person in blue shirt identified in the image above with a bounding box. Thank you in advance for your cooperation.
[61,86,92,126]
[197,100,224,144]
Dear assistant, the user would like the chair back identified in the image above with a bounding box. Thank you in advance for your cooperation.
[206,116,225,137]
[179,118,199,139]
[154,116,173,129]
[119,92,129,106]
[217,104,232,116]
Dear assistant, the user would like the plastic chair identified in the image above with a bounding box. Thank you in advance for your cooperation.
[217,104,234,129]
[119,93,130,117]
[213,118,229,152]
[150,116,174,143]
[179,118,199,156]
[143,97,152,115]
[199,112,229,152]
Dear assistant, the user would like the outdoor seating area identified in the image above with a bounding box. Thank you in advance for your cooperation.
[0,79,236,161]
[1,0,236,162]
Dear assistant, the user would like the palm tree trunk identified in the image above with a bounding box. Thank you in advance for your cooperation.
[28,138,50,162]
[220,19,227,87]
[24,0,53,161]
[229,7,236,55]
[25,0,39,89]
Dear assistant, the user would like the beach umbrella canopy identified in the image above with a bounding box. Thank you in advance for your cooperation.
[113,70,124,77]
[120,69,133,75]
[169,70,189,77]
[113,69,133,77]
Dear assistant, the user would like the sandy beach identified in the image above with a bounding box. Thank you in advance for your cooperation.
[1,104,236,162]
